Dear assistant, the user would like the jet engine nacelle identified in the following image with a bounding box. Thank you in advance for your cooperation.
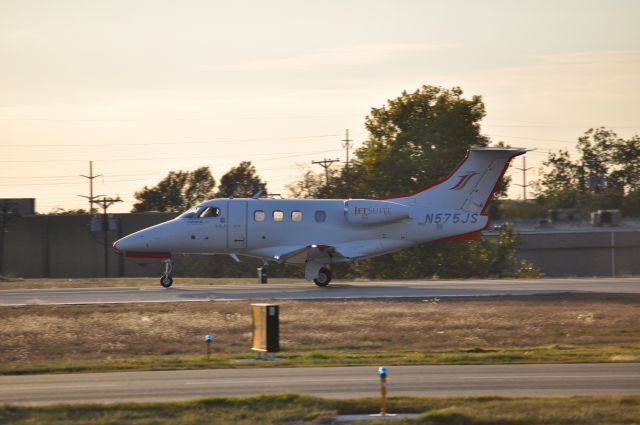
[344,200,410,226]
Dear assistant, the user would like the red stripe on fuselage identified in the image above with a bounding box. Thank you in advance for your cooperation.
[436,230,482,242]
[125,251,172,259]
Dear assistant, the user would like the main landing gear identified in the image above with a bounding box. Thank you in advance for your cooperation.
[160,259,173,288]
[313,267,332,287]
[306,261,333,288]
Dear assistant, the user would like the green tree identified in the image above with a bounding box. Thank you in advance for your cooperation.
[49,208,88,215]
[533,149,585,209]
[132,166,216,212]
[354,85,490,198]
[488,224,521,276]
[287,84,521,278]
[289,85,501,202]
[216,161,267,198]
[286,165,359,199]
[287,169,329,199]
[352,85,521,279]
[536,128,640,215]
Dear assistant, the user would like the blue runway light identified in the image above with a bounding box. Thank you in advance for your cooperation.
[205,335,212,343]
[378,367,387,377]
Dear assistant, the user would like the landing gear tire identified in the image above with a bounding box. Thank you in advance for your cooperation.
[160,274,173,288]
[160,259,174,288]
[314,267,332,287]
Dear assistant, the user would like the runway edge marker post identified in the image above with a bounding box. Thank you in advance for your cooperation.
[371,366,396,418]
[204,334,212,360]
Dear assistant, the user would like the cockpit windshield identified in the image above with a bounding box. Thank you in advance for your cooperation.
[178,206,200,219]
[178,205,221,219]
[198,206,220,218]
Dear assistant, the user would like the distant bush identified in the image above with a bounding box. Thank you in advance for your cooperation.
[515,259,545,278]
[356,224,524,279]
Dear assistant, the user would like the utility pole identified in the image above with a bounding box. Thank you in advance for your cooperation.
[0,201,18,276]
[341,129,353,196]
[587,159,606,192]
[93,196,122,278]
[312,158,340,188]
[79,161,103,213]
[514,156,532,200]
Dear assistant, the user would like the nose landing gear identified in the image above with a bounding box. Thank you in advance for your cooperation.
[160,259,173,288]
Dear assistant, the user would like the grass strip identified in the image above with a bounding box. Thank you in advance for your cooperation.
[1,393,639,424]
[2,344,638,376]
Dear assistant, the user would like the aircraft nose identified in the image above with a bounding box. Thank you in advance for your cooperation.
[113,233,147,253]
[112,220,180,255]
[113,235,135,253]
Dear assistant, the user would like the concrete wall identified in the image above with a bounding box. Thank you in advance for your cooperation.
[514,230,640,276]
[2,213,639,278]
[2,213,176,278]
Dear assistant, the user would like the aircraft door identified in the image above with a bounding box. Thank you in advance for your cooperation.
[227,200,248,249]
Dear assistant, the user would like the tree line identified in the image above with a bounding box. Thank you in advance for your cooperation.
[534,127,640,216]
[132,161,267,212]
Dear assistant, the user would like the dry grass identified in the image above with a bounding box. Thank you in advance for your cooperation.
[1,294,638,365]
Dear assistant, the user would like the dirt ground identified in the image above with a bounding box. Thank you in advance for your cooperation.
[1,294,639,363]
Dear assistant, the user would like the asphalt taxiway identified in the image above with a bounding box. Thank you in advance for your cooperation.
[0,277,638,305]
[0,363,638,405]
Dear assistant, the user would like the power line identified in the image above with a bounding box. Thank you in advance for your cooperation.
[0,168,198,180]
[486,134,577,144]
[487,124,640,129]
[0,167,305,183]
[0,154,350,187]
[0,148,343,164]
[1,133,363,148]
[0,113,362,123]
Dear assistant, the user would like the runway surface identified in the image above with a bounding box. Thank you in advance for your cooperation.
[0,363,638,405]
[0,278,638,305]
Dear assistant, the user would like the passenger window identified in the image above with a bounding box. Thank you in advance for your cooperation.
[254,210,265,222]
[291,211,302,222]
[273,210,284,222]
[200,207,220,218]
[314,210,326,222]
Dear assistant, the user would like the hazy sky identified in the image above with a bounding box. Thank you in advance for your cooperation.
[1,0,639,213]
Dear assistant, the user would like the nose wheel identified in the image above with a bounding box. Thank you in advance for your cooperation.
[160,259,173,288]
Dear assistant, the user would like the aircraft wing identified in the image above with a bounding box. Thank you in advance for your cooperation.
[274,244,350,265]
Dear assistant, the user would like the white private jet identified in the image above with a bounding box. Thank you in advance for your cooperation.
[113,147,525,288]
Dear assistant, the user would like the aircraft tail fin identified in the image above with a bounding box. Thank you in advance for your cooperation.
[380,147,526,213]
